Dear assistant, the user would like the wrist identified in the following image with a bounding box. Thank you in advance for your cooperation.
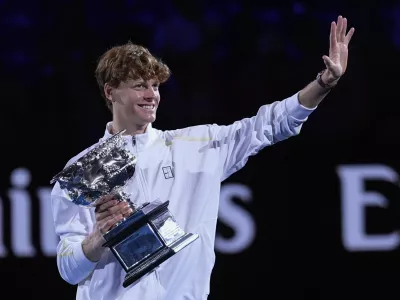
[82,232,105,262]
[318,69,339,88]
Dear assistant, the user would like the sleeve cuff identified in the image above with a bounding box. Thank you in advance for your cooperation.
[284,92,316,120]
[73,241,98,270]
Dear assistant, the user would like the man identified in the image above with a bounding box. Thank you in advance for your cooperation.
[51,15,354,300]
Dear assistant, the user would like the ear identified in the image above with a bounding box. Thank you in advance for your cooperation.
[104,83,114,102]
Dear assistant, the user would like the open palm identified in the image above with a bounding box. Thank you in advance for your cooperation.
[323,16,355,79]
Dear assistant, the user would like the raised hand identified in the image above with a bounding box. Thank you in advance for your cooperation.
[322,15,355,82]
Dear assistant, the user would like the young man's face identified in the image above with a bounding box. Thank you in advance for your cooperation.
[109,78,160,126]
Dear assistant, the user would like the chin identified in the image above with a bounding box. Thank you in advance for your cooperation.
[140,115,156,125]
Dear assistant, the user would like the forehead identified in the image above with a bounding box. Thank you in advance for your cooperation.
[126,78,159,84]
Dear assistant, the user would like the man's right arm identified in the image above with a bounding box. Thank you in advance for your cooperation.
[51,183,98,285]
[51,184,133,285]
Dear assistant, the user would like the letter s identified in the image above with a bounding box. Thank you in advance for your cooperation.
[216,183,256,254]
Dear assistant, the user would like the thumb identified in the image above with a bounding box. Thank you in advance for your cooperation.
[322,55,335,69]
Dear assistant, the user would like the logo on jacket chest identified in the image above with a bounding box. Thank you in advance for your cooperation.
[162,166,174,179]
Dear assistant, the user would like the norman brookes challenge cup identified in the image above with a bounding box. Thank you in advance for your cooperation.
[50,130,199,287]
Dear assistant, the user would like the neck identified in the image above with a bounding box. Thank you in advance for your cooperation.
[111,116,149,136]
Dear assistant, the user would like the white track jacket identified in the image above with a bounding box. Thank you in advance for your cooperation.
[51,92,315,300]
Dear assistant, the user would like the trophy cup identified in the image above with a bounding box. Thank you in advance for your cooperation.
[50,130,199,288]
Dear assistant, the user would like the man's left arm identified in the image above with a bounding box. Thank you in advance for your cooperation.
[298,15,355,108]
[212,15,355,181]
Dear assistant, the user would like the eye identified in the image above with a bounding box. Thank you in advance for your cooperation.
[132,84,146,90]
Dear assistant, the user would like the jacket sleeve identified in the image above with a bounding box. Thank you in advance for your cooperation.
[211,92,316,181]
[51,177,98,285]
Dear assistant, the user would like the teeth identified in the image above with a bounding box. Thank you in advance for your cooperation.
[140,105,154,110]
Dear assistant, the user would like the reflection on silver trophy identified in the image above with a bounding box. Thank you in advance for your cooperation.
[50,130,199,288]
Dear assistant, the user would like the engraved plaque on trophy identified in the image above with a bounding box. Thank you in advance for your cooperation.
[50,130,199,287]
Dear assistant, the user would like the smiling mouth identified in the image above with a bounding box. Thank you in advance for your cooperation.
[137,104,155,111]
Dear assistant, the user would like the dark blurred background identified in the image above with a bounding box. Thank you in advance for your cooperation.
[1,0,400,299]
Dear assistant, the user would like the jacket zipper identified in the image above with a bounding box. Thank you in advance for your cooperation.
[132,136,151,205]
[132,136,159,298]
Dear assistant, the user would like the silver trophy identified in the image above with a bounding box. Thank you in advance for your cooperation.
[50,130,199,288]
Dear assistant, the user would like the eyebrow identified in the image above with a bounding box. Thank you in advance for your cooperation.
[131,80,159,86]
[132,80,145,85]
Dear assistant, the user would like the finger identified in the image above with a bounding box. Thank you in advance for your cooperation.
[121,205,134,217]
[96,199,118,213]
[345,27,355,45]
[336,16,343,42]
[95,201,123,221]
[322,55,335,70]
[329,21,337,52]
[341,18,348,41]
[96,209,112,222]
[100,214,123,234]
[95,194,114,207]
[96,203,132,224]
[106,201,129,215]
[123,211,132,218]
[97,213,115,230]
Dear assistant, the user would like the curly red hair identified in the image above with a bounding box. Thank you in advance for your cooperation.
[95,42,171,111]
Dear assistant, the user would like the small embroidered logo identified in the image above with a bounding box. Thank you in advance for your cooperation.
[162,166,174,179]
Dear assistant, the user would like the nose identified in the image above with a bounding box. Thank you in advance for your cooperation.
[143,87,156,100]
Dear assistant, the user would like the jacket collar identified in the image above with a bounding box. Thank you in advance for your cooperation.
[101,122,158,152]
